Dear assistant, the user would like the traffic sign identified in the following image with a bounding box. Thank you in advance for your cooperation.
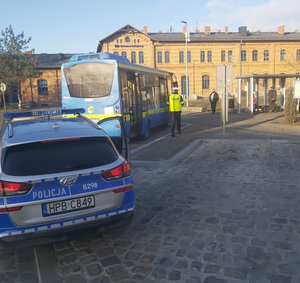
[0,83,6,92]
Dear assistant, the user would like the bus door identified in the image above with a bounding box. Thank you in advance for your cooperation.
[127,72,142,137]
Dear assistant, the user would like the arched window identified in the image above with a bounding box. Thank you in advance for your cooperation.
[200,51,205,62]
[207,51,212,62]
[139,51,144,64]
[280,50,286,61]
[228,50,232,62]
[165,51,170,63]
[121,52,127,58]
[297,50,300,60]
[38,80,48,95]
[221,51,225,62]
[187,51,191,63]
[241,50,247,61]
[252,50,258,61]
[179,51,184,63]
[202,76,210,89]
[113,52,119,55]
[157,51,162,63]
[131,52,136,64]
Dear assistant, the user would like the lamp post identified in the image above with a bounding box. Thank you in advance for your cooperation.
[181,21,190,107]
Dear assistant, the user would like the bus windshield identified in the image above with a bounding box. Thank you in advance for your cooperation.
[63,63,115,98]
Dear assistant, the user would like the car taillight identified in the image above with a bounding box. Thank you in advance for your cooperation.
[101,160,131,181]
[0,206,23,213]
[113,186,133,193]
[0,181,33,197]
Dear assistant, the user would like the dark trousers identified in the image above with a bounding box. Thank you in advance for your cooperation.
[171,111,181,135]
[211,101,217,113]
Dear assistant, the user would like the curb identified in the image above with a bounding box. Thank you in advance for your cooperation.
[131,139,203,168]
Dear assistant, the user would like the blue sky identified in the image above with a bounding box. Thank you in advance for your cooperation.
[1,0,300,54]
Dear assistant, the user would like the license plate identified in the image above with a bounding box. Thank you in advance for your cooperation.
[42,195,95,216]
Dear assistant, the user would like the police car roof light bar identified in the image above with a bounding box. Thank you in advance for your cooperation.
[3,108,85,119]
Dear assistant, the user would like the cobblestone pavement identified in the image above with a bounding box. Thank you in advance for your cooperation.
[48,140,300,283]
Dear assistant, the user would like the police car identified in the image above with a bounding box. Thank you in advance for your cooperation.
[0,109,134,248]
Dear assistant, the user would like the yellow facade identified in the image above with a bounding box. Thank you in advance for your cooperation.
[99,25,300,97]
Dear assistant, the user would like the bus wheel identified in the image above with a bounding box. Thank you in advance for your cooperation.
[140,121,149,140]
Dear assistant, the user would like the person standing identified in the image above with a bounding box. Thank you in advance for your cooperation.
[268,86,277,113]
[167,87,184,137]
[209,89,219,114]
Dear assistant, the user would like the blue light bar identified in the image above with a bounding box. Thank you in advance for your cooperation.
[3,108,85,119]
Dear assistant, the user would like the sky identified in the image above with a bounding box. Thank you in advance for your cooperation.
[1,0,300,54]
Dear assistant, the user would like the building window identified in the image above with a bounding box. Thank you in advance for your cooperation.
[264,50,269,61]
[38,80,48,95]
[241,50,247,61]
[120,39,122,43]
[297,50,300,60]
[207,51,212,62]
[121,52,127,58]
[200,51,205,62]
[125,37,130,43]
[137,39,139,43]
[157,51,162,63]
[117,40,119,43]
[165,51,170,63]
[139,51,144,64]
[187,51,191,63]
[252,50,258,61]
[134,39,136,43]
[179,51,184,63]
[221,51,225,62]
[113,52,119,55]
[202,76,210,89]
[131,52,136,64]
[228,50,232,62]
[280,50,286,61]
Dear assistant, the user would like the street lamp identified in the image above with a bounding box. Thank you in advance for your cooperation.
[181,21,190,107]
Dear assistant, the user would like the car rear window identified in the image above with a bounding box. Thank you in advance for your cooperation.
[2,137,118,176]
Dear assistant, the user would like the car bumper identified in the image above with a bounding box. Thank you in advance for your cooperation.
[0,210,134,249]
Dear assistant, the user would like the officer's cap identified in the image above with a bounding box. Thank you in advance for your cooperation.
[173,87,179,91]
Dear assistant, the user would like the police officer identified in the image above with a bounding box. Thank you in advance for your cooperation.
[167,87,184,137]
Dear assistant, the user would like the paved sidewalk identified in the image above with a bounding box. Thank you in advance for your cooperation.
[131,111,300,167]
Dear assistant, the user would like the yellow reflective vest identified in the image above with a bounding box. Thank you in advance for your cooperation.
[167,93,184,112]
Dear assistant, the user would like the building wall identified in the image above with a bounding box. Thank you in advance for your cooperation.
[101,31,300,97]
[21,69,61,107]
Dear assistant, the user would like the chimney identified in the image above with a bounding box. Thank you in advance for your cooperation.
[256,30,261,33]
[239,26,247,37]
[295,30,299,33]
[218,30,221,33]
[159,30,162,33]
[225,26,228,34]
[196,29,199,33]
[24,51,32,54]
[143,26,148,34]
[278,25,285,35]
[204,26,211,35]
[183,26,187,34]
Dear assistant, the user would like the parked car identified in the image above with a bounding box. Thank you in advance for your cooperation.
[0,108,134,248]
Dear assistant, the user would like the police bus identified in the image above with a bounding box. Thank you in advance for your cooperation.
[61,52,174,139]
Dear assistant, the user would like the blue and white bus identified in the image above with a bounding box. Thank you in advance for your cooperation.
[61,52,174,139]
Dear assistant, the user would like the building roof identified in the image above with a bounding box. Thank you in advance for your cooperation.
[149,31,300,43]
[35,54,75,68]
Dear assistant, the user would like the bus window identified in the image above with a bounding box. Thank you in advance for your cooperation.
[153,76,160,107]
[139,74,148,111]
[145,74,155,109]
[160,77,167,103]
[120,71,130,114]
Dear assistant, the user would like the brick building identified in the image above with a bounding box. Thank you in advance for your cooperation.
[97,24,300,97]
[21,54,73,108]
